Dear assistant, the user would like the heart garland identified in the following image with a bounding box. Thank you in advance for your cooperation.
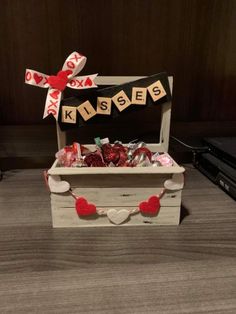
[25,51,98,120]
[45,173,184,225]
[69,189,165,225]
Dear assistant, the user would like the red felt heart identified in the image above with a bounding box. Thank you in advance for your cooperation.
[48,70,69,91]
[64,70,73,77]
[33,73,43,84]
[49,90,60,100]
[84,77,93,87]
[139,195,160,215]
[75,197,97,216]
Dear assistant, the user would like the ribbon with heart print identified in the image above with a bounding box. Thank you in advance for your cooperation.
[25,52,98,120]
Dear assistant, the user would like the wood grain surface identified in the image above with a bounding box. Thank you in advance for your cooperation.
[0,167,236,313]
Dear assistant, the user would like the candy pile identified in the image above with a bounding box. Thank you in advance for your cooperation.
[56,138,174,168]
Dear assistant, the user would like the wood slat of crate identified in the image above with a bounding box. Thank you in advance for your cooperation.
[51,189,181,207]
[51,206,181,227]
[50,173,182,227]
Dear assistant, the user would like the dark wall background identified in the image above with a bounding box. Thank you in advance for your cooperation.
[0,0,236,126]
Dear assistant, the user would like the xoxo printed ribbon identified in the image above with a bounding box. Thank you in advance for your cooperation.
[25,52,98,120]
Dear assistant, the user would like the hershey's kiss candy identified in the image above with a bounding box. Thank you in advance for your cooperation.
[133,147,152,161]
[84,153,105,167]
[102,143,119,164]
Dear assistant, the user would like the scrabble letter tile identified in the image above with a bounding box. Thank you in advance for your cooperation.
[131,87,147,105]
[96,97,112,115]
[147,80,167,102]
[112,90,131,112]
[61,106,77,124]
[77,101,97,121]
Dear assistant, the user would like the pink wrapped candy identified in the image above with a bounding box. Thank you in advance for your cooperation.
[154,153,173,167]
[56,142,83,167]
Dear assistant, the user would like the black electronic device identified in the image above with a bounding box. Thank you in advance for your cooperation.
[194,137,236,199]
[203,137,236,169]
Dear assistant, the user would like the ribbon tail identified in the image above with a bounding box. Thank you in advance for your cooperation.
[43,88,62,120]
[62,52,87,78]
[25,69,49,88]
[67,73,98,89]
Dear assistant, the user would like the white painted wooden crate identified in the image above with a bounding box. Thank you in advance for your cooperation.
[48,76,185,227]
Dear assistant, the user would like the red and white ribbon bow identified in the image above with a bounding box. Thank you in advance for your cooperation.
[25,52,98,120]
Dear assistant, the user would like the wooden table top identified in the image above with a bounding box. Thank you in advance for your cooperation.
[0,167,235,313]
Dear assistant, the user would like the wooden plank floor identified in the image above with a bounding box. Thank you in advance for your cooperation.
[0,167,236,313]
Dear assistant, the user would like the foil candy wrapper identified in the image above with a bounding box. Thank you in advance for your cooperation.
[102,143,120,164]
[100,137,109,145]
[84,152,106,167]
[56,138,174,168]
[152,161,162,167]
[136,156,152,167]
[56,142,82,167]
[101,142,128,166]
[127,141,147,160]
[155,153,173,167]
[114,140,123,145]
[151,152,160,161]
[133,152,146,165]
[128,141,146,151]
[133,147,152,161]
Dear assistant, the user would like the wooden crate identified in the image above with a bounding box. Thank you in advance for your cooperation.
[48,76,185,227]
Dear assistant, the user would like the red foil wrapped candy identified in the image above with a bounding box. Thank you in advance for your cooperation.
[102,143,120,164]
[84,153,105,167]
[133,147,152,161]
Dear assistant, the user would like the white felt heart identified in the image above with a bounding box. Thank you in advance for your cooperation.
[164,173,184,191]
[107,209,130,225]
[48,175,70,193]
